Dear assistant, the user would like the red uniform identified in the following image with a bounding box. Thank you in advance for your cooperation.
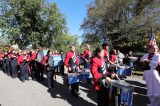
[9,53,16,59]
[103,49,109,62]
[82,49,92,61]
[30,52,37,61]
[0,53,4,60]
[91,56,111,90]
[18,54,25,64]
[18,54,31,69]
[41,56,48,65]
[110,54,117,64]
[64,51,79,72]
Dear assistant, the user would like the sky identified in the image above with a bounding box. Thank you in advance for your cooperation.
[48,0,92,42]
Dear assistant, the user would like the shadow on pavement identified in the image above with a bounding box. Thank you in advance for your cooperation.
[38,76,96,106]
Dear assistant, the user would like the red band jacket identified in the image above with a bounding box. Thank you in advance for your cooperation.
[91,56,111,90]
[30,52,37,61]
[9,53,16,59]
[41,56,48,65]
[18,54,31,64]
[82,49,92,62]
[110,54,118,64]
[103,49,109,62]
[64,51,80,72]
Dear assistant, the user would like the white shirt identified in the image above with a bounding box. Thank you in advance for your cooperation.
[141,53,160,70]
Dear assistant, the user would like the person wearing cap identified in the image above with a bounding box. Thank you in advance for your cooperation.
[64,45,80,97]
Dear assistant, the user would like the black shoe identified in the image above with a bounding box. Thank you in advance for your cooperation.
[32,78,36,81]
[40,77,45,81]
[47,88,52,92]
[75,91,80,95]
[72,93,79,98]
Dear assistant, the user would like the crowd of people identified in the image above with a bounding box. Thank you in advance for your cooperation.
[0,43,129,105]
[1,42,160,106]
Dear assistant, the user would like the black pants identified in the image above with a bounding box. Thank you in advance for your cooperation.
[6,58,11,76]
[20,62,29,81]
[70,83,79,96]
[30,61,36,80]
[0,60,3,70]
[10,59,18,78]
[96,86,110,106]
[2,59,7,73]
[59,64,64,76]
[47,70,54,88]
[36,62,44,81]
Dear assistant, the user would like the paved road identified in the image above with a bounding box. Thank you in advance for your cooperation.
[0,70,149,106]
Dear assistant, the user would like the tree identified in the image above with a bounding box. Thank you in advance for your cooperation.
[0,35,10,45]
[81,0,160,51]
[51,34,79,52]
[0,0,66,49]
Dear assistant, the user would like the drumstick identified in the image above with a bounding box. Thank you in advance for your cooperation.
[112,72,120,80]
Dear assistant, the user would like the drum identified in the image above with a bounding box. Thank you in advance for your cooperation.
[68,73,80,85]
[80,69,93,81]
[111,80,134,106]
[117,66,130,78]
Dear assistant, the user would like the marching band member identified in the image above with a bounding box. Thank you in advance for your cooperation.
[18,50,30,82]
[6,51,11,76]
[0,51,3,69]
[102,43,110,62]
[82,44,92,69]
[2,52,7,74]
[30,49,38,80]
[91,47,117,106]
[109,49,119,73]
[41,49,50,78]
[64,45,80,97]
[9,50,18,78]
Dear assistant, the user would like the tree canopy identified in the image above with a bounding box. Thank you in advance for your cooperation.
[81,0,160,51]
[0,0,67,49]
[51,33,79,52]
